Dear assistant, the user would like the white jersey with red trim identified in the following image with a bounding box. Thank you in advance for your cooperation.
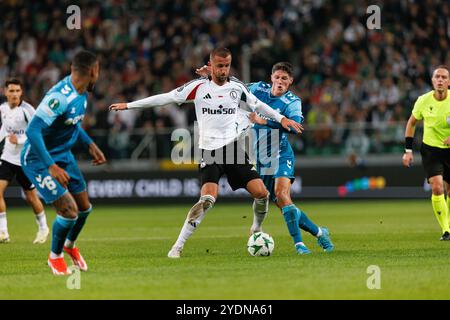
[0,101,35,166]
[128,76,284,150]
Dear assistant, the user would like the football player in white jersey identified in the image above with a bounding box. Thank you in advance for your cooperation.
[110,47,304,258]
[0,78,49,244]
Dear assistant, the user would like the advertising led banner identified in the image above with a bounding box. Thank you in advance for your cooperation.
[4,165,431,205]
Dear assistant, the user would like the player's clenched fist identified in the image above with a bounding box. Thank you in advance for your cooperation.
[109,103,128,111]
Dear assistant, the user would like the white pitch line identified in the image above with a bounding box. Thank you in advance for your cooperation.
[81,234,243,242]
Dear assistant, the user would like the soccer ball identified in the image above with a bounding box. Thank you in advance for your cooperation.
[247,232,274,256]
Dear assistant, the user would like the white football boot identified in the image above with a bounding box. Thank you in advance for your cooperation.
[0,230,10,243]
[167,245,183,258]
[33,228,49,244]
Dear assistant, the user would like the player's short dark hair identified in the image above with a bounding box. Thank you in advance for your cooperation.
[72,50,98,73]
[433,65,450,75]
[210,47,232,59]
[272,62,294,77]
[4,78,22,88]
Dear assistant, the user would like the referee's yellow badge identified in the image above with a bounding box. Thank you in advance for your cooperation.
[446,116,450,126]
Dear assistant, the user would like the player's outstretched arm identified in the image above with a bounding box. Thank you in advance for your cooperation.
[109,102,128,111]
[250,112,304,135]
[109,87,195,112]
[244,90,303,134]
[253,100,303,134]
[249,112,267,126]
[280,117,303,134]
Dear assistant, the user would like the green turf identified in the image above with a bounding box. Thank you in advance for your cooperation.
[0,200,449,300]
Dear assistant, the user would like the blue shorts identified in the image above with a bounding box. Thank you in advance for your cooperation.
[21,152,86,204]
[258,154,295,203]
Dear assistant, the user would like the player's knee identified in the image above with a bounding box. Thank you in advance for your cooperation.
[56,202,78,219]
[275,189,291,204]
[60,208,78,219]
[431,184,444,195]
[252,187,269,200]
[431,185,444,196]
[200,195,215,210]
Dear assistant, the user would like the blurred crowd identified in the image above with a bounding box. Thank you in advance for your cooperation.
[0,0,448,160]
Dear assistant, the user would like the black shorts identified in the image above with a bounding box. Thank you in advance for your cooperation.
[0,159,35,190]
[420,143,450,183]
[199,142,261,191]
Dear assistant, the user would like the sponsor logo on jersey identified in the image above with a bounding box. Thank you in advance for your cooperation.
[201,105,236,115]
[64,114,85,125]
[203,93,212,99]
[6,128,25,135]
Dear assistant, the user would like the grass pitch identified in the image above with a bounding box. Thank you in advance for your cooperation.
[0,200,449,300]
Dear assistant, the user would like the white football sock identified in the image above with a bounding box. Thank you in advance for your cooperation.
[251,194,269,231]
[0,212,7,232]
[50,251,64,259]
[35,211,48,231]
[316,227,323,237]
[173,195,215,248]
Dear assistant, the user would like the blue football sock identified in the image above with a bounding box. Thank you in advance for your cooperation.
[52,215,77,254]
[297,208,320,236]
[66,206,92,243]
[282,204,303,244]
